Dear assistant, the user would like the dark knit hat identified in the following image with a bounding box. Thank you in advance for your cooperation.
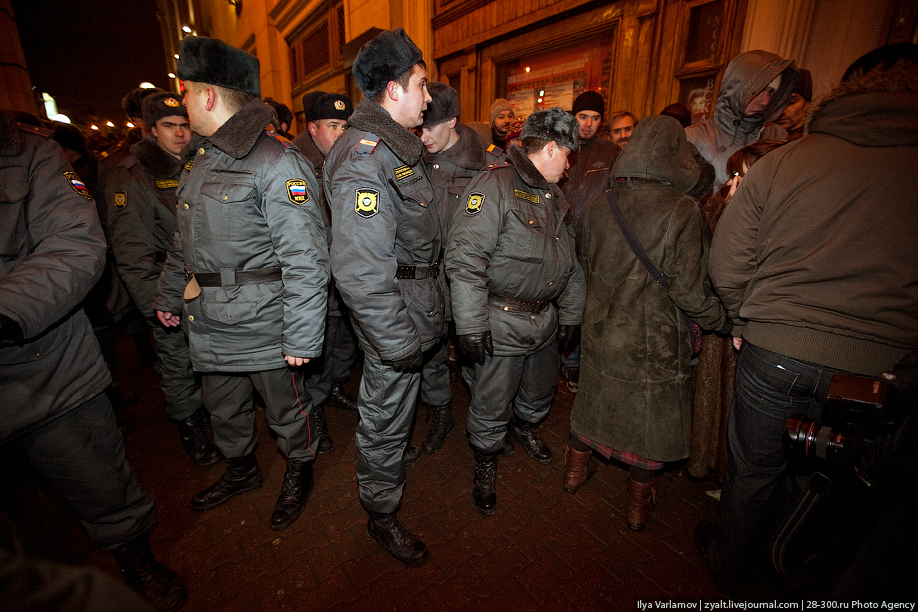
[177,36,260,96]
[521,107,579,151]
[489,98,513,124]
[121,87,163,120]
[302,91,353,122]
[142,92,187,128]
[571,91,605,120]
[353,28,423,98]
[792,68,813,101]
[421,82,460,127]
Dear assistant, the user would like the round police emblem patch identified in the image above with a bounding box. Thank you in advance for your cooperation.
[355,189,379,218]
[114,192,127,209]
[466,193,485,215]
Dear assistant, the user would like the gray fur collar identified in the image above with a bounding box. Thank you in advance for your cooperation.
[507,144,550,189]
[291,130,325,170]
[184,97,275,160]
[348,97,423,165]
[131,134,182,179]
[0,112,21,157]
[423,122,491,170]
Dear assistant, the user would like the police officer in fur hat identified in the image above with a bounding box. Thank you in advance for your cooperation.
[445,107,586,516]
[153,36,329,532]
[324,28,440,567]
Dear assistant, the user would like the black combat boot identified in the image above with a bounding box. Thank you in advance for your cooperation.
[177,409,223,466]
[366,512,429,567]
[509,416,552,464]
[421,404,454,453]
[190,453,262,511]
[327,382,358,411]
[315,405,334,454]
[111,532,187,612]
[270,458,313,530]
[472,448,499,516]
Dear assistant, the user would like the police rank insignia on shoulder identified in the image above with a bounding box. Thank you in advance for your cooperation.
[466,193,485,215]
[114,192,127,209]
[355,189,379,218]
[286,179,310,205]
[393,165,414,181]
[514,189,540,204]
[155,179,179,190]
[184,159,194,170]
[63,172,92,200]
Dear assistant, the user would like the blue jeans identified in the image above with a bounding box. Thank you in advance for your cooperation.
[708,342,834,591]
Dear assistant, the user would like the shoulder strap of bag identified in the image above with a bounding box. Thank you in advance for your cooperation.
[605,190,668,288]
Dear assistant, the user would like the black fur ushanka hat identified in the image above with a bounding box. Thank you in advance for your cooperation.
[521,107,580,151]
[177,36,260,97]
[352,28,423,98]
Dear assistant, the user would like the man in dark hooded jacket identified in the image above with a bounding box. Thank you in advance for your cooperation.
[686,50,797,192]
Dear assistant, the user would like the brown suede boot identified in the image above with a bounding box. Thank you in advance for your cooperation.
[562,445,596,494]
[626,476,656,531]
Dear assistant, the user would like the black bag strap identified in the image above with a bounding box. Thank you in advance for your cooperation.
[605,190,668,288]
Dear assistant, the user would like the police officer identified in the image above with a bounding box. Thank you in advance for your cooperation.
[415,82,506,458]
[324,28,441,567]
[108,91,221,466]
[0,110,185,611]
[446,108,586,516]
[154,36,329,532]
[292,91,360,454]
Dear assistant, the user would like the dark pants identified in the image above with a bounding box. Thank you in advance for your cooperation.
[151,323,201,421]
[2,393,156,549]
[202,368,318,461]
[420,336,452,407]
[708,342,833,591]
[466,341,559,452]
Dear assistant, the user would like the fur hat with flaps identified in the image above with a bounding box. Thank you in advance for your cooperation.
[177,36,260,97]
[122,87,163,120]
[142,92,187,128]
[302,91,353,122]
[521,107,579,151]
[353,28,423,98]
[422,82,460,127]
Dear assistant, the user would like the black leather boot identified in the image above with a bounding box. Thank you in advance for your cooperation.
[366,512,428,567]
[190,453,262,511]
[270,458,313,530]
[509,416,552,464]
[327,382,358,411]
[111,532,187,612]
[315,405,334,454]
[421,404,454,453]
[177,409,223,466]
[472,448,499,516]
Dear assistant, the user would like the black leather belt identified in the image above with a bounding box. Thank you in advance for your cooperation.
[186,266,282,287]
[488,293,550,314]
[396,258,440,280]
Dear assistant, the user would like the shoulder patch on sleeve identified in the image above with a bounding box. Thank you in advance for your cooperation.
[355,133,380,155]
[286,179,310,205]
[114,191,127,209]
[355,189,379,217]
[265,130,295,149]
[465,192,485,215]
[63,171,92,200]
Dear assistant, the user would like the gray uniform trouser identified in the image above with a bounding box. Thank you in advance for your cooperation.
[303,312,359,405]
[420,336,452,407]
[466,341,560,453]
[151,323,201,421]
[201,368,318,461]
[355,354,421,514]
[3,392,156,549]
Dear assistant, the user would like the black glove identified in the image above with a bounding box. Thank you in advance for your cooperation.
[383,347,424,372]
[457,331,493,365]
[557,324,581,355]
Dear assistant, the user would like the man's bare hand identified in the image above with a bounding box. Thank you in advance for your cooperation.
[733,336,743,350]
[156,310,181,328]
[285,355,310,367]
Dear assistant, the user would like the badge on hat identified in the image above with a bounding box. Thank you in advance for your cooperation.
[286,179,310,205]
[355,189,379,218]
[63,172,92,200]
[334,100,345,111]
[114,192,127,209]
[165,97,180,107]
[466,193,484,215]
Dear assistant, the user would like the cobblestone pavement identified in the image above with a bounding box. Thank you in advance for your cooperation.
[9,337,861,611]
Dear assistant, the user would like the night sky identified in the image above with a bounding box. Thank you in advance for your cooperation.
[12,0,169,127]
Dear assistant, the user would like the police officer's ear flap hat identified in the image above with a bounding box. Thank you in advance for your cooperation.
[121,87,163,120]
[142,92,188,128]
[177,36,260,97]
[303,91,353,122]
[521,107,579,152]
[353,28,423,98]
[421,82,460,128]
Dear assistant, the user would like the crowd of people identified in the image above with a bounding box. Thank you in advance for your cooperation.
[1,26,916,611]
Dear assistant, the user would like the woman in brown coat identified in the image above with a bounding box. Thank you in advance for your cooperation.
[564,116,731,530]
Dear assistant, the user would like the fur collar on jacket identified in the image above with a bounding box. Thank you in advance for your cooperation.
[507,143,551,190]
[348,97,424,165]
[131,134,183,179]
[183,97,275,161]
[0,112,21,157]
[291,130,325,171]
[423,122,490,170]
